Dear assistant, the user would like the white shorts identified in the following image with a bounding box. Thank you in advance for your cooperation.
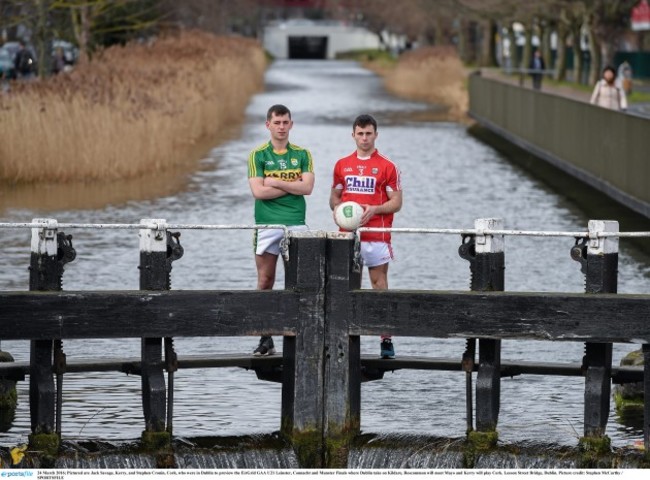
[254,225,308,256]
[360,242,394,268]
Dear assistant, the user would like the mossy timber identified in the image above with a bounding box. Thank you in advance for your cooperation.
[467,430,499,451]
[614,349,645,418]
[28,432,60,458]
[141,431,172,451]
[0,350,17,412]
[0,386,16,409]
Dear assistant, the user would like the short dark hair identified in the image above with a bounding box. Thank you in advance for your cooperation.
[603,65,616,76]
[267,104,291,121]
[353,114,377,132]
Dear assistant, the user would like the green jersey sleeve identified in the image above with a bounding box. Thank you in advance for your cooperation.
[247,148,265,178]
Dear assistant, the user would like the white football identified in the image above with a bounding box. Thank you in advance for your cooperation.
[335,201,364,231]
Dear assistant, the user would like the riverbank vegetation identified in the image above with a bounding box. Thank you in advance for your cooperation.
[338,47,469,122]
[1,0,647,182]
[381,47,469,122]
[0,31,265,183]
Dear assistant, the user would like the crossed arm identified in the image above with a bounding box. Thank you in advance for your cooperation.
[249,172,315,200]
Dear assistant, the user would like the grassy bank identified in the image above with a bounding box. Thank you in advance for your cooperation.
[341,47,469,122]
[382,46,469,122]
[0,31,266,183]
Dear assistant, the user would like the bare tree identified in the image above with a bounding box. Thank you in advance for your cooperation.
[51,0,162,62]
[161,0,264,36]
[588,0,638,82]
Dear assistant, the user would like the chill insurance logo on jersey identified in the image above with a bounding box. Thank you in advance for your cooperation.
[345,175,376,194]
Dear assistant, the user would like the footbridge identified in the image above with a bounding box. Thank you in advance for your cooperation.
[0,218,649,468]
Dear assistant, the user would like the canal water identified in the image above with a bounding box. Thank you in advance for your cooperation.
[1,60,648,448]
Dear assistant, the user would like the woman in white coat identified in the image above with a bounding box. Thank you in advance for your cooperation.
[590,66,628,111]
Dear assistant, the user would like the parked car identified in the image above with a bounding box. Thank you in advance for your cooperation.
[1,41,21,59]
[0,47,16,79]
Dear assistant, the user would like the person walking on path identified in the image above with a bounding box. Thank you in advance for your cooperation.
[52,47,66,75]
[590,66,628,111]
[247,104,315,356]
[330,114,402,359]
[13,41,35,80]
[617,61,633,95]
[529,49,545,91]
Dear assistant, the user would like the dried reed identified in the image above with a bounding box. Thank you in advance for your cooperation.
[383,46,469,122]
[0,31,266,183]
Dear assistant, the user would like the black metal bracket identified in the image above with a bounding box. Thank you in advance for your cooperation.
[570,237,588,275]
[57,233,76,266]
[164,337,178,374]
[166,231,184,268]
[458,234,476,263]
[53,340,66,376]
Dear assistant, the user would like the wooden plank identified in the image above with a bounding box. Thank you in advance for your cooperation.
[350,290,650,342]
[281,235,327,468]
[28,222,63,437]
[141,337,165,431]
[1,354,643,382]
[5,289,650,343]
[29,340,54,433]
[581,229,618,438]
[0,354,284,377]
[280,336,296,434]
[0,290,300,340]
[287,236,326,432]
[466,224,505,435]
[476,338,500,431]
[323,235,361,468]
[642,344,650,452]
[139,225,170,434]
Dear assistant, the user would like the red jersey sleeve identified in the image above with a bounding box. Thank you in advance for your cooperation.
[386,162,401,192]
[332,160,344,189]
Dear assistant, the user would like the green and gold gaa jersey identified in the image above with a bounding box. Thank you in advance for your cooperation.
[248,141,314,225]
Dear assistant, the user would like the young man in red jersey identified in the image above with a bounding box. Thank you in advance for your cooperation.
[330,114,402,358]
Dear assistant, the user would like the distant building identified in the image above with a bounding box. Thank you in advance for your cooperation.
[264,19,381,59]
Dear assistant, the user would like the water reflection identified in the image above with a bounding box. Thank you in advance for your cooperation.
[0,60,648,448]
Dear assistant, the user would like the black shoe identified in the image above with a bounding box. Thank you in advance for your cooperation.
[253,336,276,356]
[380,338,395,359]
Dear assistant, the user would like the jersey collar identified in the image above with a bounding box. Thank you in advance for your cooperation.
[270,140,291,155]
[356,149,378,160]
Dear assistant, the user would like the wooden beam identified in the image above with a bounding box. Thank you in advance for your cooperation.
[351,290,650,343]
[139,219,171,435]
[0,290,300,340]
[642,344,650,453]
[280,234,327,468]
[323,234,361,468]
[3,289,650,343]
[1,355,643,382]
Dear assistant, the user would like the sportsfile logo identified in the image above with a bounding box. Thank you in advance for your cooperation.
[345,175,375,194]
[1,472,34,477]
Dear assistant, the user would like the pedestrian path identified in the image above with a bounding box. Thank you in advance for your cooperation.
[479,68,650,118]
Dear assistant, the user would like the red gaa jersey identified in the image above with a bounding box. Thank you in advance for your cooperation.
[332,149,401,243]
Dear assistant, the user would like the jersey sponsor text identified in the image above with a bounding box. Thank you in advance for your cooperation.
[345,175,376,194]
[266,169,302,181]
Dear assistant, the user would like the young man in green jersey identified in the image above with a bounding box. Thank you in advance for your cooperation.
[247,104,315,356]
